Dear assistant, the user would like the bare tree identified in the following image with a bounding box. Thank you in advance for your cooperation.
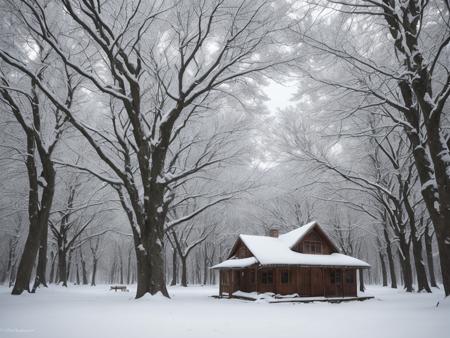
[50,179,100,286]
[295,0,450,295]
[0,0,290,298]
[424,221,438,288]
[0,215,22,286]
[89,237,102,287]
[0,45,76,293]
[167,210,216,287]
[276,113,431,291]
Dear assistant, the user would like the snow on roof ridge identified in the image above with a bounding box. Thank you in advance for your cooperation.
[238,220,318,242]
[231,221,370,268]
[278,221,318,248]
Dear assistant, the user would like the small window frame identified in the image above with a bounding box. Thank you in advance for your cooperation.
[261,271,273,284]
[345,270,354,284]
[304,240,322,254]
[330,270,336,284]
[281,270,290,284]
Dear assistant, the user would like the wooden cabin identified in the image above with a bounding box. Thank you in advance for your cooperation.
[212,222,370,298]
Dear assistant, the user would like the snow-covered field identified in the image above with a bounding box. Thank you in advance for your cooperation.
[0,285,448,338]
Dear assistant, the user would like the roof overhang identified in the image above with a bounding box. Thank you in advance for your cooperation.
[210,256,259,270]
[254,264,371,269]
[211,264,370,270]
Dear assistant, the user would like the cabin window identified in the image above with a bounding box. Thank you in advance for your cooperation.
[330,270,341,284]
[238,247,245,257]
[330,270,335,284]
[303,241,322,254]
[345,271,354,283]
[261,271,273,284]
[281,270,290,284]
[336,270,342,284]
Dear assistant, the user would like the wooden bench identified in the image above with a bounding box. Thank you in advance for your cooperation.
[110,285,129,292]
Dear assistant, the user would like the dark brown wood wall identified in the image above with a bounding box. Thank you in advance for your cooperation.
[292,229,335,254]
[233,240,252,258]
[219,267,359,297]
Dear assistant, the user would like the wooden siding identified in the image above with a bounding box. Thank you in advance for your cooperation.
[219,267,359,297]
[292,227,336,254]
[257,268,274,293]
[229,239,253,259]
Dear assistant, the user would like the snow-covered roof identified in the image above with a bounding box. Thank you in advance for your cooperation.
[278,221,318,248]
[212,221,370,269]
[211,257,258,269]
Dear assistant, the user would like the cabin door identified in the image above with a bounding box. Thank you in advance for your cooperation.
[311,268,323,296]
[328,269,343,297]
[335,269,343,297]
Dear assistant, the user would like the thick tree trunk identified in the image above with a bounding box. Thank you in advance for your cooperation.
[436,231,450,295]
[80,251,88,285]
[195,252,201,284]
[58,248,68,287]
[383,227,397,288]
[75,263,80,285]
[180,257,187,287]
[396,230,414,293]
[11,221,43,294]
[412,67,450,296]
[170,249,177,286]
[32,223,48,292]
[49,251,56,284]
[411,235,431,292]
[380,0,450,296]
[66,251,73,284]
[91,258,97,286]
[129,185,170,297]
[135,244,169,297]
[403,184,431,293]
[379,252,388,287]
[11,125,55,295]
[406,125,450,295]
[424,227,438,288]
[398,243,413,292]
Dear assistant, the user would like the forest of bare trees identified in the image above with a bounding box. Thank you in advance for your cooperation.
[0,0,449,301]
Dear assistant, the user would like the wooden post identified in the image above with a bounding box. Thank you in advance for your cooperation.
[255,267,258,294]
[219,270,222,297]
[230,270,233,298]
[274,268,278,295]
[322,268,325,297]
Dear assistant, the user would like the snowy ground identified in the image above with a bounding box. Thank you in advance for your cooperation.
[0,285,448,338]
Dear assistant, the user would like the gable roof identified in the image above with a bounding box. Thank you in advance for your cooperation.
[212,221,370,269]
[278,221,339,252]
[277,221,317,248]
